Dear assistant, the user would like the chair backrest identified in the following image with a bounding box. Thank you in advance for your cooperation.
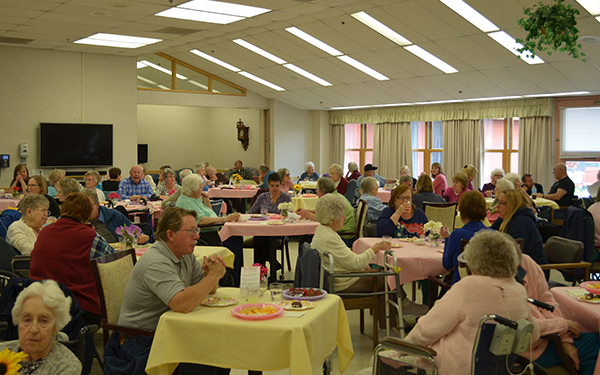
[0,237,18,273]
[11,255,30,279]
[210,199,224,216]
[345,179,357,204]
[294,242,327,289]
[356,199,368,238]
[423,202,458,232]
[91,249,136,325]
[545,236,584,264]
[363,223,377,237]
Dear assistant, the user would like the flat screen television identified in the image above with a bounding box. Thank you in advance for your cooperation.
[40,123,113,167]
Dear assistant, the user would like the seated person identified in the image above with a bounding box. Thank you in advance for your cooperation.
[329,163,348,195]
[376,185,428,238]
[487,177,518,225]
[461,164,478,191]
[206,165,229,186]
[443,172,468,203]
[142,166,157,192]
[104,207,230,375]
[1,280,82,374]
[194,163,210,191]
[161,169,193,209]
[25,175,61,217]
[345,162,361,181]
[118,165,154,201]
[224,159,253,180]
[102,167,121,192]
[9,164,29,193]
[155,168,180,200]
[359,176,387,222]
[356,164,396,198]
[278,168,294,193]
[404,231,539,374]
[55,177,81,202]
[412,174,445,210]
[299,161,320,182]
[505,172,535,207]
[157,164,172,186]
[47,168,65,198]
[589,191,600,249]
[534,164,574,220]
[522,173,544,196]
[398,175,413,188]
[84,170,105,203]
[82,188,149,244]
[258,164,276,188]
[400,165,417,189]
[6,194,49,254]
[441,191,488,285]
[481,168,504,197]
[431,162,446,196]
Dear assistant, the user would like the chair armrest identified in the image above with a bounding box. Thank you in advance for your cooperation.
[427,275,451,291]
[378,336,437,357]
[102,322,155,337]
[540,333,578,375]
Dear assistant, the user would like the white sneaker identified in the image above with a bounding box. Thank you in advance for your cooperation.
[401,299,429,316]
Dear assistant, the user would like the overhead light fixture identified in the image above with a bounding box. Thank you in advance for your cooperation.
[233,39,287,64]
[330,105,372,110]
[337,55,389,81]
[524,91,590,97]
[465,96,521,101]
[140,60,188,79]
[285,27,343,56]
[137,61,148,69]
[404,45,458,73]
[156,0,269,24]
[439,0,499,32]
[283,64,332,86]
[74,33,161,48]
[190,49,241,72]
[413,99,464,105]
[575,0,600,15]
[351,11,411,46]
[238,71,285,91]
[156,8,242,24]
[487,31,544,64]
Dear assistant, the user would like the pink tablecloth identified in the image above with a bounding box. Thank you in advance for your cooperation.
[219,216,319,242]
[377,189,391,203]
[352,237,445,286]
[207,187,259,199]
[0,199,20,211]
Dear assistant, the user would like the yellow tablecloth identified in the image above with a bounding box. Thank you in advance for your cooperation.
[454,215,491,229]
[146,288,354,375]
[484,197,559,210]
[291,195,318,211]
[193,246,235,269]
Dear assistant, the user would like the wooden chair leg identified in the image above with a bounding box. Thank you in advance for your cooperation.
[360,310,364,333]
[285,241,292,272]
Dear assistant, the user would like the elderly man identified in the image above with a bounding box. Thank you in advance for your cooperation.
[356,164,395,197]
[534,164,574,218]
[522,174,544,195]
[104,207,229,375]
[258,164,276,188]
[225,160,253,180]
[118,165,154,201]
[359,177,387,222]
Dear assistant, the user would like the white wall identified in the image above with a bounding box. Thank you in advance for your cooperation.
[270,99,312,177]
[0,46,137,187]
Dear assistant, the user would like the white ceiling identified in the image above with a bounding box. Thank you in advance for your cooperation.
[2,0,600,110]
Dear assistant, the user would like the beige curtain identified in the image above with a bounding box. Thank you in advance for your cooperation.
[519,116,553,190]
[443,120,483,188]
[329,124,345,167]
[373,122,412,179]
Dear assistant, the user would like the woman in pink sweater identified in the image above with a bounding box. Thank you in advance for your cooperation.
[404,231,539,374]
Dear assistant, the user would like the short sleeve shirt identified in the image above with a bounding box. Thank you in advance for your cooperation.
[548,176,575,207]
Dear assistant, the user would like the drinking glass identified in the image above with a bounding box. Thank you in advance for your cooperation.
[270,283,284,302]
[261,208,268,217]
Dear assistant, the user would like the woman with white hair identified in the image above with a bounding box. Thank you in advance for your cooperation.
[329,163,348,195]
[345,162,361,181]
[155,168,180,200]
[400,165,417,189]
[6,194,49,254]
[84,170,106,203]
[481,168,504,197]
[358,177,387,222]
[299,162,319,182]
[0,280,82,374]
[56,177,81,203]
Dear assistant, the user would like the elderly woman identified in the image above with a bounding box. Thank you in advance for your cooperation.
[359,177,387,222]
[492,189,548,267]
[156,168,180,200]
[9,164,29,193]
[329,163,348,195]
[442,191,489,284]
[412,174,445,211]
[47,169,65,198]
[157,164,172,185]
[25,176,61,217]
[377,185,428,238]
[278,168,295,194]
[461,164,478,191]
[345,162,361,181]
[398,175,413,188]
[194,163,211,191]
[0,280,81,374]
[56,177,81,202]
[481,168,504,197]
[30,193,115,324]
[405,230,539,374]
[400,165,417,189]
[431,162,447,196]
[505,172,536,207]
[6,195,49,254]
[206,165,229,186]
[443,172,468,203]
[299,161,319,182]
[84,170,106,203]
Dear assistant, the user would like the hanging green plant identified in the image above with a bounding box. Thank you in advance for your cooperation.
[516,0,586,62]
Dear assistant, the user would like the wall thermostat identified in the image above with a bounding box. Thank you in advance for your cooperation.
[0,155,8,168]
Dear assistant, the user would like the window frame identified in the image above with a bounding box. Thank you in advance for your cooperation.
[483,118,519,175]
[344,124,373,173]
[411,121,443,175]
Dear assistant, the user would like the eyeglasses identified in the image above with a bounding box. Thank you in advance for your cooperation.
[178,228,201,237]
[497,201,507,206]
[36,208,51,215]
[493,174,503,178]
[27,183,39,187]
[396,196,411,202]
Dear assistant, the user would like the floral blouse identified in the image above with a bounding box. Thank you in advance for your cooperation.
[248,192,292,214]
[156,181,180,196]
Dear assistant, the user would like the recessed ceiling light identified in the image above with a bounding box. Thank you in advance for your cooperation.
[404,45,458,73]
[140,60,188,80]
[190,49,241,72]
[337,55,389,81]
[238,71,285,91]
[351,11,411,46]
[233,39,287,64]
[487,31,544,64]
[575,0,600,15]
[285,27,343,56]
[74,33,161,48]
[156,8,243,24]
[180,0,270,18]
[439,0,499,32]
[283,64,332,86]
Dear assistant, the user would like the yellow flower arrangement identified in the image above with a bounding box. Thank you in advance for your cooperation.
[232,173,243,181]
[0,347,28,375]
[294,184,302,193]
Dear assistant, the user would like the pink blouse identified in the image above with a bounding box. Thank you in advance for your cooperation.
[279,180,295,194]
[433,174,447,196]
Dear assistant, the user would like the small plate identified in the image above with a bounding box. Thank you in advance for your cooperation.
[231,303,283,320]
[390,243,403,248]
[202,296,237,307]
[268,221,286,225]
[278,300,316,311]
[283,288,327,301]
[575,294,600,304]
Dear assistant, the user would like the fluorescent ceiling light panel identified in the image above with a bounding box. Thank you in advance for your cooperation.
[233,39,287,64]
[137,76,157,85]
[439,0,499,32]
[330,105,372,110]
[597,15,600,23]
[337,55,389,81]
[371,103,414,107]
[351,11,411,46]
[413,99,464,105]
[575,0,600,15]
[137,61,148,69]
[465,96,521,101]
[190,49,241,72]
[187,80,208,90]
[238,71,285,91]
[283,64,332,86]
[156,8,242,24]
[74,33,161,48]
[487,31,544,64]
[524,91,590,97]
[179,0,269,18]
[285,27,343,56]
[140,60,187,80]
[404,45,458,73]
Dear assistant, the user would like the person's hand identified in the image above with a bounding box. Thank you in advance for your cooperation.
[203,255,226,279]
[296,208,309,219]
[225,213,241,222]
[440,226,450,239]
[484,190,493,197]
[16,175,23,182]
[566,319,581,338]
[372,240,391,253]
[201,191,209,198]
[561,342,580,370]
[130,195,140,202]
[136,234,149,244]
[159,195,169,200]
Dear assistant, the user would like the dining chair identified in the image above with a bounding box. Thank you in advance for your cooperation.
[11,254,30,279]
[338,199,368,240]
[423,202,458,233]
[550,206,569,226]
[539,236,590,286]
[91,249,154,346]
[344,179,357,204]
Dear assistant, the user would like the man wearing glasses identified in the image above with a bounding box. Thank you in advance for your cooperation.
[105,207,229,375]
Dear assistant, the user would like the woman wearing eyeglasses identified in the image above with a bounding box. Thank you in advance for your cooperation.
[376,185,428,238]
[6,194,49,254]
[25,175,61,217]
[481,168,505,197]
[278,168,294,194]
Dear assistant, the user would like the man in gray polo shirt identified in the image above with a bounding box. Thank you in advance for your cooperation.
[103,207,229,375]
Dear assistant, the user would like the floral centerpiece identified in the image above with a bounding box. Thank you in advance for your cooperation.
[107,192,120,208]
[293,184,302,197]
[0,347,28,374]
[253,263,269,281]
[115,224,142,249]
[11,186,20,198]
[278,202,295,220]
[423,220,443,247]
[231,173,242,186]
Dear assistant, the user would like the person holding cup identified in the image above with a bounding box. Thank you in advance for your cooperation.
[376,185,428,238]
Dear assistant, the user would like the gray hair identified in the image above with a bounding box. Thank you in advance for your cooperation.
[399,175,412,185]
[179,169,193,180]
[400,165,411,175]
[329,163,343,176]
[20,194,49,215]
[194,163,206,173]
[57,177,81,195]
[490,168,505,181]
[304,162,315,172]
[162,168,176,177]
[84,170,101,183]
[315,193,347,225]
[12,280,72,332]
[259,165,270,173]
[348,162,358,172]
[504,173,521,188]
[181,174,203,196]
[317,177,335,194]
[48,169,65,185]
[361,176,378,194]
[495,178,514,194]
[81,188,99,204]
[463,231,520,278]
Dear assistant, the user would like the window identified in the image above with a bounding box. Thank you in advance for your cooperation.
[560,107,600,158]
[344,124,373,174]
[411,121,443,176]
[482,118,519,185]
[566,161,600,197]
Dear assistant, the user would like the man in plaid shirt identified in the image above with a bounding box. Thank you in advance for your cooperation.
[118,165,154,201]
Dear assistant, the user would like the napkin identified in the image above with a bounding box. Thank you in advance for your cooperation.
[283,311,307,318]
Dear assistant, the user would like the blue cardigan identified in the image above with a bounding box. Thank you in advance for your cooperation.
[97,205,133,240]
[443,221,489,284]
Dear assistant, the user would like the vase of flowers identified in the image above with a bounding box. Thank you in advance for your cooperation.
[253,263,269,293]
[116,224,142,250]
[423,220,443,247]
[11,186,20,198]
[293,184,302,197]
[232,173,242,187]
[107,192,120,208]
[278,202,294,222]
